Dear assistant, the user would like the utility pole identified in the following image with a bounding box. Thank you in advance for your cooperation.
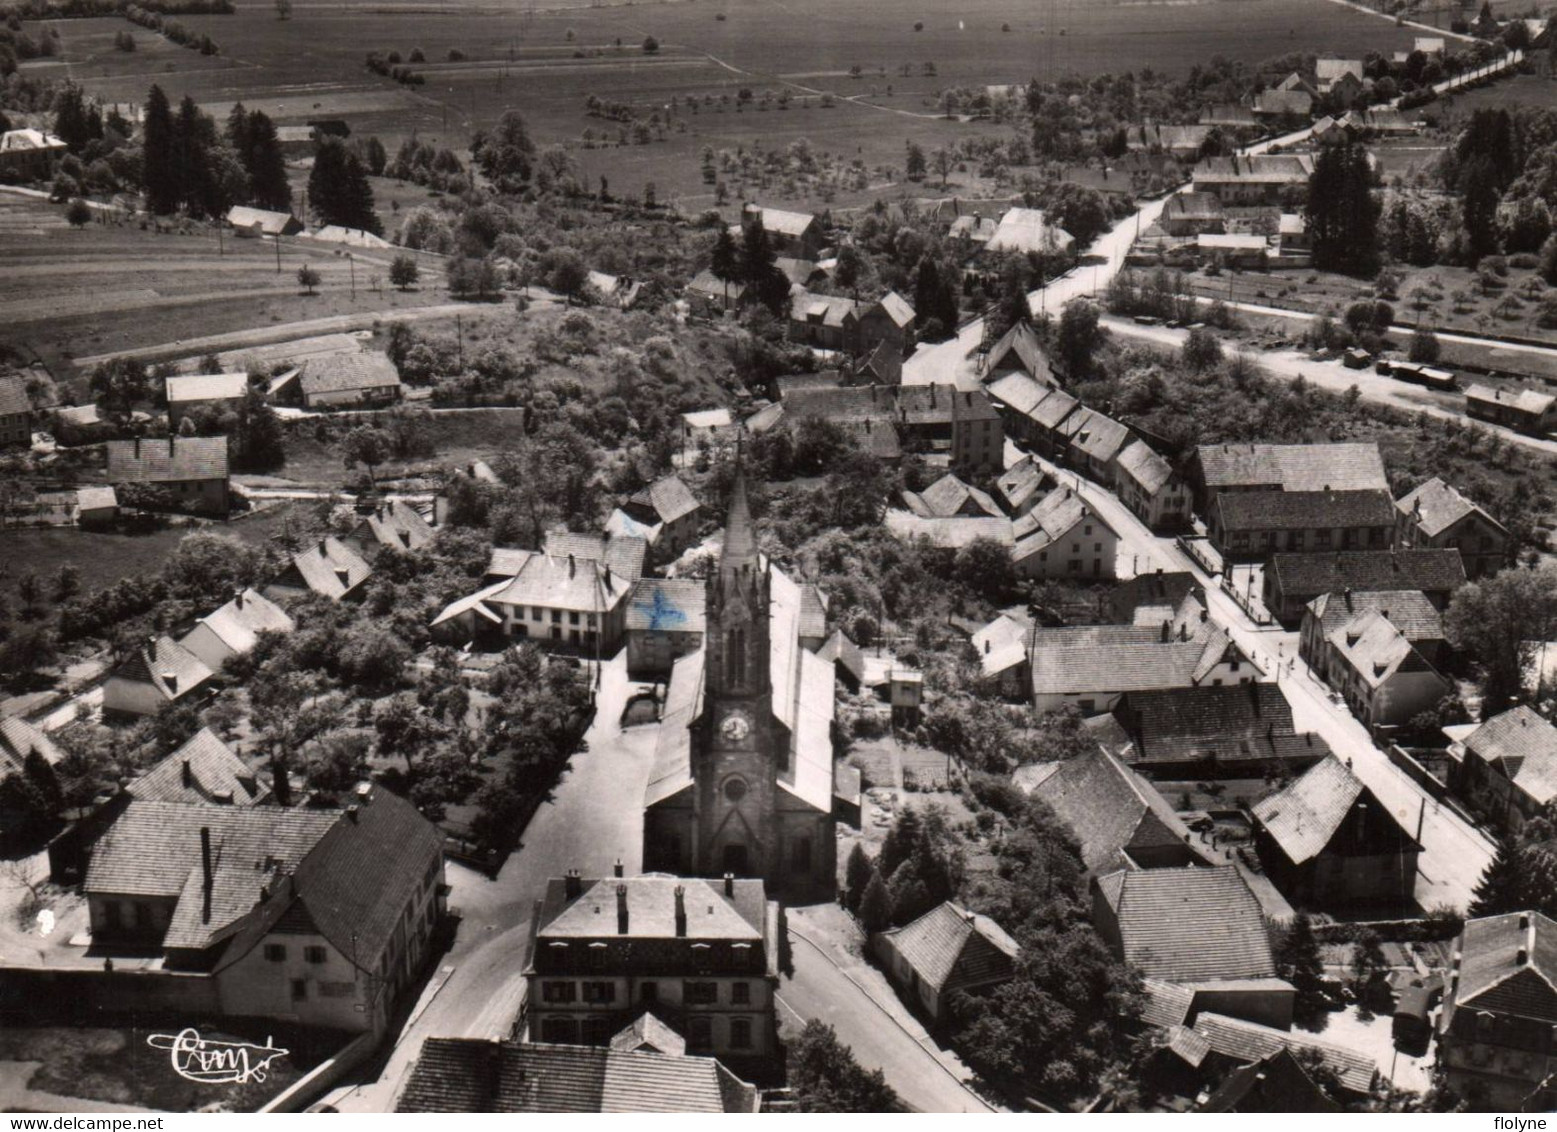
[456,313,464,370]
[348,253,355,299]
[274,233,281,274]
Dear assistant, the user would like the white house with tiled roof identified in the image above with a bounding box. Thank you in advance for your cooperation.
[1011,485,1120,581]
[293,350,402,409]
[1320,609,1451,731]
[1449,706,1557,837]
[1116,439,1191,532]
[127,727,270,807]
[178,587,294,673]
[342,499,435,559]
[1396,476,1510,579]
[102,634,214,718]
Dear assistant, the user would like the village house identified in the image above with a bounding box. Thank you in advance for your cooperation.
[1011,486,1120,581]
[902,473,1002,519]
[1161,192,1227,237]
[284,351,403,409]
[1109,570,1202,625]
[1298,588,1447,678]
[0,374,31,447]
[1191,154,1314,205]
[225,205,304,237]
[274,123,316,155]
[165,373,249,427]
[178,587,294,674]
[981,320,1055,385]
[1021,744,1214,875]
[736,204,825,259]
[82,783,443,1034]
[432,545,634,655]
[1116,440,1192,532]
[0,127,67,182]
[984,372,1056,451]
[1251,88,1314,121]
[74,485,119,526]
[398,1030,759,1113]
[787,291,914,357]
[1320,609,1453,732]
[524,872,781,1058]
[1251,756,1421,907]
[1465,383,1557,435]
[970,612,1038,698]
[1395,477,1510,578]
[994,454,1050,516]
[1208,488,1396,562]
[342,499,436,559]
[1186,441,1388,514]
[1448,706,1557,837]
[1060,407,1135,487]
[1199,104,1260,129]
[1196,1047,1341,1113]
[680,407,737,455]
[1262,548,1467,624]
[947,212,999,248]
[102,635,214,719]
[983,207,1075,257]
[1107,682,1329,780]
[105,435,231,515]
[270,536,374,602]
[608,474,703,563]
[1093,866,1295,1029]
[0,716,62,780]
[1124,123,1213,161]
[586,270,643,310]
[540,529,648,583]
[872,901,1020,1024]
[127,727,270,807]
[1029,623,1254,715]
[1189,1013,1378,1098]
[685,270,745,315]
[895,383,1003,476]
[624,577,706,678]
[1438,911,1557,1111]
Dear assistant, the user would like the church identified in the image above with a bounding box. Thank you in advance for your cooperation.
[642,469,838,899]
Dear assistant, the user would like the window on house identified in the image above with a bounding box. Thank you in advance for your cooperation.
[570,630,580,644]
[583,982,616,1004]
[551,610,561,623]
[687,1017,713,1049]
[543,981,577,1004]
[730,1019,753,1049]
[641,982,658,1003]
[686,981,718,1005]
[1084,525,1092,535]
[532,607,543,621]
[1078,699,1095,713]
[587,613,597,628]
[264,944,287,962]
[731,982,751,1005]
[569,611,580,625]
[290,979,306,1002]
[305,946,327,964]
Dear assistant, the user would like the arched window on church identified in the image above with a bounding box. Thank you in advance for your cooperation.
[729,627,746,686]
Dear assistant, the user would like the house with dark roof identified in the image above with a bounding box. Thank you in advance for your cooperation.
[1110,571,1202,625]
[1191,154,1314,204]
[981,320,1055,385]
[1061,407,1135,487]
[270,536,374,602]
[342,499,435,559]
[433,545,634,656]
[83,783,443,1033]
[0,374,31,447]
[737,204,825,259]
[1092,866,1295,1028]
[1021,745,1214,875]
[102,635,214,719]
[1010,485,1120,581]
[293,351,403,409]
[1110,682,1328,779]
[398,1028,760,1112]
[895,383,1003,476]
[1162,191,1227,237]
[179,587,294,673]
[127,728,270,807]
[1196,1047,1341,1112]
[1396,477,1510,579]
[903,473,1002,519]
[1030,624,1255,715]
[1208,488,1396,563]
[105,436,230,515]
[1318,610,1452,732]
[1263,548,1467,624]
[0,716,62,779]
[1116,439,1191,532]
[1251,756,1420,907]
[625,578,706,677]
[525,873,780,1058]
[686,270,745,315]
[872,901,1019,1023]
[994,454,1050,516]
[1187,441,1388,515]
[1449,706,1557,838]
[1465,383,1557,436]
[1191,1012,1378,1097]
[983,371,1055,451]
[614,475,703,562]
[1298,588,1446,678]
[1439,911,1557,1110]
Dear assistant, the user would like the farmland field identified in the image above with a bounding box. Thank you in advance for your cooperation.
[24,0,1423,207]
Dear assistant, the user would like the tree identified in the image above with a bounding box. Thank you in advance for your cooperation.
[858,868,892,932]
[834,244,866,300]
[52,83,98,154]
[1306,138,1379,277]
[904,141,927,182]
[844,842,872,912]
[342,424,392,482]
[1055,299,1104,379]
[88,356,149,419]
[710,225,740,307]
[1181,326,1223,371]
[309,137,381,234]
[275,0,292,17]
[788,1021,900,1112]
[739,219,789,314]
[642,35,659,53]
[238,109,290,211]
[1350,929,1389,1009]
[389,254,420,291]
[545,248,589,304]
[932,145,954,187]
[1445,565,1557,712]
[471,110,536,192]
[51,565,80,605]
[1408,329,1441,364]
[296,264,321,294]
[956,536,1016,601]
[142,84,179,215]
[1470,836,1524,918]
[65,198,91,227]
[362,135,388,177]
[1276,911,1328,1025]
[231,387,285,473]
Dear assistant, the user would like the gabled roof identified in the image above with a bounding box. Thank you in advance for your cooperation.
[106,436,229,483]
[995,455,1048,514]
[0,375,31,418]
[896,383,1000,424]
[1216,489,1395,533]
[112,635,213,703]
[1096,865,1275,982]
[610,1011,686,1055]
[538,874,765,941]
[875,290,915,328]
[1012,486,1112,560]
[1304,589,1443,646]
[0,128,66,153]
[1252,755,1414,864]
[878,900,1019,997]
[1465,383,1557,417]
[626,578,706,634]
[1397,477,1508,540]
[983,320,1054,383]
[485,550,630,616]
[903,473,1002,519]
[687,270,744,301]
[1111,572,1200,622]
[1327,609,1445,690]
[1030,628,1236,697]
[1198,1047,1341,1112]
[1448,911,1557,1026]
[287,536,372,600]
[1193,1013,1378,1095]
[225,205,299,235]
[1029,386,1079,430]
[1026,745,1212,873]
[1194,442,1387,494]
[1164,192,1226,223]
[297,351,402,397]
[1141,978,1197,1029]
[629,475,700,526]
[352,500,435,553]
[741,204,817,238]
[1116,440,1175,496]
[0,716,63,776]
[398,1037,759,1113]
[128,727,268,806]
[985,371,1052,419]
[183,588,293,660]
[1268,549,1467,598]
[165,373,248,405]
[543,530,647,583]
[1316,57,1364,82]
[790,290,859,328]
[884,510,1013,549]
[797,583,829,640]
[1463,707,1557,806]
[986,207,1074,254]
[1065,408,1133,465]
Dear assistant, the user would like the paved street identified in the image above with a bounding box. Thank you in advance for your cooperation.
[327,649,658,1111]
[1026,448,1495,912]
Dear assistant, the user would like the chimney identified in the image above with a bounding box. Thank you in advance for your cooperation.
[134,436,142,458]
[723,872,734,896]
[564,869,582,899]
[568,553,576,577]
[346,803,359,822]
[182,759,193,787]
[200,825,213,924]
[616,883,629,935]
[1518,947,1529,966]
[318,538,328,555]
[233,589,244,609]
[674,885,687,937]
[1160,620,1171,643]
[1521,914,1531,931]
[613,858,624,878]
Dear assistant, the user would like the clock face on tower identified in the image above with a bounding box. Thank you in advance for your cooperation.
[719,709,752,743]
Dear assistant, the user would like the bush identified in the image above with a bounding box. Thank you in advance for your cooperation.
[65,197,92,227]
[1408,329,1441,364]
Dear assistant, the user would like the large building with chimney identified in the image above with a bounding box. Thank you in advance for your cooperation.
[642,469,838,898]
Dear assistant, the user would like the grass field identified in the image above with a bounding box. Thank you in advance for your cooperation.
[23,0,1423,207]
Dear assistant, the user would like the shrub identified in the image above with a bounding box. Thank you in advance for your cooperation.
[1408,329,1441,364]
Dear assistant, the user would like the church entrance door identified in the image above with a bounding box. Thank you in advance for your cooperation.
[722,842,749,875]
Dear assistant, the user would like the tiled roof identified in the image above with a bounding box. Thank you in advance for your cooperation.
[1327,609,1443,690]
[1465,383,1557,417]
[1304,589,1443,645]
[75,485,117,512]
[876,290,915,328]
[1397,477,1506,540]
[1111,572,1200,621]
[544,530,648,582]
[226,205,297,234]
[165,373,248,404]
[884,510,1013,549]
[1195,442,1386,493]
[1121,683,1296,758]
[817,628,866,684]
[288,537,372,600]
[1097,866,1275,982]
[896,383,1000,424]
[1012,485,1111,559]
[1215,489,1395,533]
[781,383,897,424]
[1448,912,1557,1026]
[878,901,1019,996]
[983,320,1054,383]
[0,716,62,776]
[972,613,1031,677]
[995,456,1048,514]
[1116,440,1174,496]
[298,351,402,397]
[487,550,631,616]
[1198,1048,1341,1113]
[1066,408,1134,465]
[183,587,294,657]
[743,204,816,238]
[904,473,1002,519]
[539,874,765,941]
[0,375,30,418]
[1027,746,1211,873]
[1269,549,1466,598]
[1029,629,1235,697]
[398,1037,758,1112]
[797,583,829,640]
[687,270,744,301]
[790,290,860,328]
[626,578,706,633]
[1193,1013,1378,1095]
[113,635,213,703]
[0,128,65,152]
[430,579,508,628]
[1251,756,1368,864]
[128,727,268,806]
[106,436,229,483]
[1031,387,1080,430]
[1165,192,1225,222]
[986,207,1074,253]
[610,1011,687,1055]
[352,500,435,553]
[986,371,1051,419]
[1464,707,1557,806]
[629,476,700,525]
[1141,979,1196,1029]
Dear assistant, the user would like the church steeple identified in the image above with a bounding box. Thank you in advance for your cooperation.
[708,447,770,699]
[719,454,758,583]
